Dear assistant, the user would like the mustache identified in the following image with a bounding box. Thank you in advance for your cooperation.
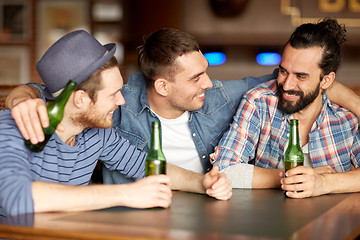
[277,84,304,97]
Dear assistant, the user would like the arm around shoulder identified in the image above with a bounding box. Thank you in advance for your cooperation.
[327,81,360,118]
[5,84,51,143]
[5,84,39,109]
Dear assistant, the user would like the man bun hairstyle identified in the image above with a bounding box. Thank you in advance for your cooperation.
[288,18,346,76]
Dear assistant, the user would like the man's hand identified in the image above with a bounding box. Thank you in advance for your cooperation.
[280,166,329,198]
[11,98,64,144]
[313,165,335,175]
[202,166,232,200]
[122,175,172,208]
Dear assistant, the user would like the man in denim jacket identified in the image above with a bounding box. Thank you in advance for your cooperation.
[101,29,276,186]
[107,71,274,180]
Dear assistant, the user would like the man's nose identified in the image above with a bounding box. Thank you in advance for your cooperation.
[116,93,125,106]
[202,73,213,89]
[282,75,296,91]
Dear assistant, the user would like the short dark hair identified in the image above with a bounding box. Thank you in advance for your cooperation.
[76,56,119,102]
[137,28,200,88]
[287,18,346,77]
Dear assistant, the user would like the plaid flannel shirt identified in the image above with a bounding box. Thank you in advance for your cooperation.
[211,80,360,172]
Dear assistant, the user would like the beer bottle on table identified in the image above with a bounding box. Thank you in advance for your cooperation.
[284,119,304,172]
[145,121,166,176]
[25,80,77,152]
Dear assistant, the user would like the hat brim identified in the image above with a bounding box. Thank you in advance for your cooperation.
[43,43,116,100]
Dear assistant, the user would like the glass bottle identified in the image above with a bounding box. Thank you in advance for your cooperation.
[25,80,77,152]
[284,119,304,172]
[145,121,166,176]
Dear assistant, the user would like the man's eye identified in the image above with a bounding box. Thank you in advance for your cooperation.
[297,75,306,79]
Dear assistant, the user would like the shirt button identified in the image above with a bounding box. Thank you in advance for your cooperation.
[192,133,196,137]
[202,155,206,159]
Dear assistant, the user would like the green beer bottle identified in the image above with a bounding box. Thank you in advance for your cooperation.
[284,119,304,172]
[25,80,77,152]
[145,121,166,176]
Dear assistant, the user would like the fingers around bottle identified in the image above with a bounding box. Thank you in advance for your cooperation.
[29,118,44,143]
[285,190,309,199]
[284,167,301,178]
[38,104,50,128]
[12,110,29,140]
[149,174,172,186]
[18,108,39,144]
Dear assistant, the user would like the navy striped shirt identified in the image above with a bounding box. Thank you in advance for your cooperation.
[0,110,146,216]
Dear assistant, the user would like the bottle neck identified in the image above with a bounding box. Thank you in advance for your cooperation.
[150,123,162,151]
[50,80,77,109]
[289,120,300,147]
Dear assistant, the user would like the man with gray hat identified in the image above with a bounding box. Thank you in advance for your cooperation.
[0,30,172,217]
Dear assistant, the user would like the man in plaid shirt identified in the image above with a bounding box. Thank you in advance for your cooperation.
[211,18,360,198]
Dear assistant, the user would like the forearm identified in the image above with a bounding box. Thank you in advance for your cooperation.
[327,81,360,118]
[5,85,39,109]
[252,166,282,188]
[322,169,360,195]
[32,181,127,213]
[167,163,205,194]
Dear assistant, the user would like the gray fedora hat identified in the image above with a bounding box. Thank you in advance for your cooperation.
[37,30,116,99]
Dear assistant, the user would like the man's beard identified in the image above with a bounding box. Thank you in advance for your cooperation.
[277,82,321,114]
[72,105,113,129]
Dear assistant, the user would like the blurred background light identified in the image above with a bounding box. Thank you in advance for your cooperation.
[204,52,227,66]
[256,52,281,66]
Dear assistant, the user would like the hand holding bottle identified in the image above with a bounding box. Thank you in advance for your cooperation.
[281,166,330,198]
[12,98,65,144]
[122,175,172,208]
[25,80,76,152]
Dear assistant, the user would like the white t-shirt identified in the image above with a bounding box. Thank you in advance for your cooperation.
[302,143,312,167]
[156,111,203,173]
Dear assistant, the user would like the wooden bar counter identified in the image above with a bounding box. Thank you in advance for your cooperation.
[1,189,360,240]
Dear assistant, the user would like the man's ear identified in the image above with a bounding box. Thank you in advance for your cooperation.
[321,72,335,90]
[73,90,91,108]
[154,78,169,97]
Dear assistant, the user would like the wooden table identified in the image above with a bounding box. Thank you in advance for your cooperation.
[1,189,360,240]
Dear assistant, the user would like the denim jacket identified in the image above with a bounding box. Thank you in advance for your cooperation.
[112,71,276,174]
